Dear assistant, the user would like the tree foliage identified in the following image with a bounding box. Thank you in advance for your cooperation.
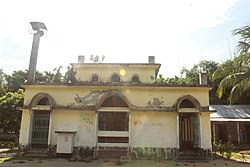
[157,60,219,85]
[0,65,77,135]
[0,89,24,134]
[232,25,250,54]
[213,24,250,104]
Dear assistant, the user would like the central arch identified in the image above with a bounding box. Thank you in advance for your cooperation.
[96,92,130,158]
[176,95,201,154]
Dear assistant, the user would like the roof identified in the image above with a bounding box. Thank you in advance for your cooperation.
[22,82,212,89]
[210,105,250,122]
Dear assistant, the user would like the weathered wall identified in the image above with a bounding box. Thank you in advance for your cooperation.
[51,110,96,147]
[201,112,212,149]
[23,86,210,108]
[74,64,158,83]
[19,109,30,145]
[130,112,177,148]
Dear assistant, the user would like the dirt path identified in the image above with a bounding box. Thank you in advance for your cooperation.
[1,159,250,167]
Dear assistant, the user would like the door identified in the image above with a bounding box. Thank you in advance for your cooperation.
[31,110,50,148]
[179,113,199,152]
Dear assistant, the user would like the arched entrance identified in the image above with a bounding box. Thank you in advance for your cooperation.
[29,93,54,148]
[97,93,130,158]
[177,96,201,154]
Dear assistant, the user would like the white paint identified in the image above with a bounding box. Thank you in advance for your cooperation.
[130,112,177,148]
[98,131,129,137]
[56,132,75,153]
[201,112,212,149]
[97,143,129,147]
[176,113,179,148]
[179,108,199,112]
[51,110,96,147]
[199,113,203,148]
[48,111,52,145]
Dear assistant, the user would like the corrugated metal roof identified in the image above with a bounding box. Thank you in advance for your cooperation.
[210,105,250,121]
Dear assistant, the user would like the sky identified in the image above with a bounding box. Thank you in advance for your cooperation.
[0,0,250,77]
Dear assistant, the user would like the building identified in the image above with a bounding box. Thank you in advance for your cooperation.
[19,56,214,160]
[210,105,250,145]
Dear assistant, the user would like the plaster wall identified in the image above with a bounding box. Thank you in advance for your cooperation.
[23,86,210,108]
[51,110,96,147]
[19,109,30,145]
[201,112,212,149]
[74,65,157,83]
[130,112,177,148]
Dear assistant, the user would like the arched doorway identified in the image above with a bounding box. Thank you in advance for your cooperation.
[30,93,54,148]
[97,94,130,158]
[177,96,201,154]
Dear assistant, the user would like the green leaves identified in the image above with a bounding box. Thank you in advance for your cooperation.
[232,25,250,54]
[0,89,24,133]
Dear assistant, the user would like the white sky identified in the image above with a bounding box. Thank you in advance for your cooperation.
[0,0,250,77]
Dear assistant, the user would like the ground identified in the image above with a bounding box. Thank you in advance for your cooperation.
[1,158,250,167]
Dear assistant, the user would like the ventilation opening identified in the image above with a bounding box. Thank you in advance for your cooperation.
[91,75,99,82]
[111,74,120,82]
[132,76,139,83]
[101,96,128,107]
[37,97,50,105]
[180,99,195,108]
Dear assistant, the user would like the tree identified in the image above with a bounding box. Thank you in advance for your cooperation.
[5,70,27,92]
[64,65,77,84]
[180,60,219,85]
[213,54,250,104]
[0,89,24,134]
[0,69,7,95]
[213,24,250,104]
[233,25,250,55]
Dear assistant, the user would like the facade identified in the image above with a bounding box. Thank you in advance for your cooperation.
[19,56,213,159]
[210,105,250,145]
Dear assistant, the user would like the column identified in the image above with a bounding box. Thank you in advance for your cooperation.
[176,113,179,149]
[236,122,240,144]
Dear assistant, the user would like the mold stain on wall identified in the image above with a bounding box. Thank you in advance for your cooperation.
[74,90,115,106]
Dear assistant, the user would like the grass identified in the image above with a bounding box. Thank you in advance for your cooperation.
[0,157,12,163]
[215,152,250,162]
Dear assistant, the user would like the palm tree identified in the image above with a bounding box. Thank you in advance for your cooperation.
[213,25,250,104]
[233,25,250,55]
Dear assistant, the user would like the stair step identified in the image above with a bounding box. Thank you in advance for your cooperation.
[25,153,48,157]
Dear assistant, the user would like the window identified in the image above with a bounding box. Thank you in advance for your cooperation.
[91,74,99,82]
[99,112,129,131]
[111,74,120,82]
[132,76,139,83]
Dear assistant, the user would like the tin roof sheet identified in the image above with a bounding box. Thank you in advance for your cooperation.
[210,105,250,121]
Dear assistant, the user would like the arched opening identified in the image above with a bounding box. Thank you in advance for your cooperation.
[132,75,139,83]
[177,96,201,155]
[30,93,53,148]
[37,97,50,105]
[111,74,120,82]
[91,74,99,83]
[179,99,195,108]
[97,94,130,158]
[100,96,128,107]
